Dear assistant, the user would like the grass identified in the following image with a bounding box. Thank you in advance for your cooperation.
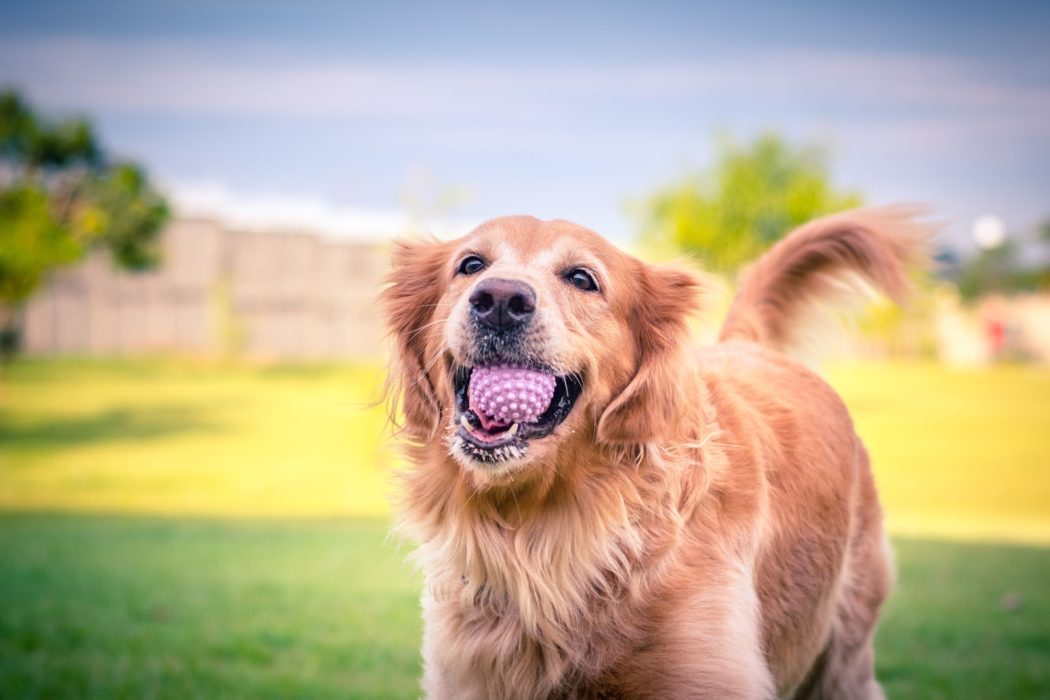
[0,358,394,517]
[1,357,1049,697]
[0,516,1046,699]
[827,362,1050,543]
[0,515,421,699]
[877,538,1050,699]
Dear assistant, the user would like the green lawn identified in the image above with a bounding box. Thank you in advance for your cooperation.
[0,515,421,699]
[0,359,394,517]
[0,517,1046,699]
[827,362,1050,543]
[1,358,1049,698]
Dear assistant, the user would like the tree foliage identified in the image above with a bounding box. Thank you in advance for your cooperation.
[0,90,169,307]
[953,225,1050,300]
[0,186,79,303]
[637,133,862,271]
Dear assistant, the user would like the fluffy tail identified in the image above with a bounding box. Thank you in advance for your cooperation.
[719,206,933,352]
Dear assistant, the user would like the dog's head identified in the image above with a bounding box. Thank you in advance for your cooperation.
[383,216,703,482]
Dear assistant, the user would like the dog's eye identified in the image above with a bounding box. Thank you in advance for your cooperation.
[457,255,486,276]
[565,268,599,292]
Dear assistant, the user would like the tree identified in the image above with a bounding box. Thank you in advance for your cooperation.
[0,89,169,357]
[953,220,1050,300]
[636,133,862,271]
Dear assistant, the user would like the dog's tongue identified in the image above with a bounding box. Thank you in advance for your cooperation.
[469,365,557,430]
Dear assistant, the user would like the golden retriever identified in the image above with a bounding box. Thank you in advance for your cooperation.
[381,208,928,699]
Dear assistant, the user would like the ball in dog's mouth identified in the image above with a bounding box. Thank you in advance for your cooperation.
[453,363,583,463]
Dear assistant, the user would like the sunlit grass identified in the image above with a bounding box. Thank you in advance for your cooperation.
[827,361,1050,544]
[0,358,1048,698]
[0,358,394,517]
[2,357,1048,542]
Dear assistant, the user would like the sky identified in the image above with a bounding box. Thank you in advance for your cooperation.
[1,0,1048,252]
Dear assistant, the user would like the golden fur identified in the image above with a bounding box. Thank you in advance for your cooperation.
[381,208,929,699]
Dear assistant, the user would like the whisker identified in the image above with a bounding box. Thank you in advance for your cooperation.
[510,486,523,524]
[413,343,448,389]
[404,343,450,425]
[406,318,447,341]
[455,481,482,521]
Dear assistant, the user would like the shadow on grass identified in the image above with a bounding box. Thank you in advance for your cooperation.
[0,515,1047,699]
[878,537,1050,699]
[0,513,421,700]
[0,405,223,453]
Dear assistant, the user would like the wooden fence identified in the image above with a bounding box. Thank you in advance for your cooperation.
[22,219,390,360]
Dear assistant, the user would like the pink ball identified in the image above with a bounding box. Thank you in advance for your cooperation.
[469,365,557,424]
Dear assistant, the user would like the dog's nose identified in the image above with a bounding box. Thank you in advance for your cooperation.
[469,278,536,331]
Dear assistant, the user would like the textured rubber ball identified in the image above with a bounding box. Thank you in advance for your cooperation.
[468,365,556,424]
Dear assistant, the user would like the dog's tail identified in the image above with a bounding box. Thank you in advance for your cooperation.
[719,206,933,352]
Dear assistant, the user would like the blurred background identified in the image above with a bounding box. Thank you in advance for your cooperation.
[1,1,1048,698]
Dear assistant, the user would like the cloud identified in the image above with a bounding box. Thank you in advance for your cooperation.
[167,180,477,241]
[2,35,1048,133]
[4,34,1045,247]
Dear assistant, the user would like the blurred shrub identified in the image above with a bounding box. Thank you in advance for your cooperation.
[635,133,862,271]
[953,225,1050,301]
[0,89,169,354]
[632,133,958,359]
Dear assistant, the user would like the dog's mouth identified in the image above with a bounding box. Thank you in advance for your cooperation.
[452,363,583,463]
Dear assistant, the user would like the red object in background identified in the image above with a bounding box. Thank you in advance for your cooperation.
[986,318,1005,356]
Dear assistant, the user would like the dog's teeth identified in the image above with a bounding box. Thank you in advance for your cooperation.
[460,415,472,429]
[508,423,519,436]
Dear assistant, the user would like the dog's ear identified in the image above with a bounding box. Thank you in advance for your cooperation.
[381,237,453,437]
[597,261,704,445]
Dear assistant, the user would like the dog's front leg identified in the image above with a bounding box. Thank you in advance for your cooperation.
[420,588,559,700]
[611,565,776,699]
[419,590,489,700]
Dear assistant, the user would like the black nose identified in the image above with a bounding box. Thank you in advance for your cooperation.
[469,278,536,331]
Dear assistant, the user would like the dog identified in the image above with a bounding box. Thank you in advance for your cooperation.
[381,207,928,699]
